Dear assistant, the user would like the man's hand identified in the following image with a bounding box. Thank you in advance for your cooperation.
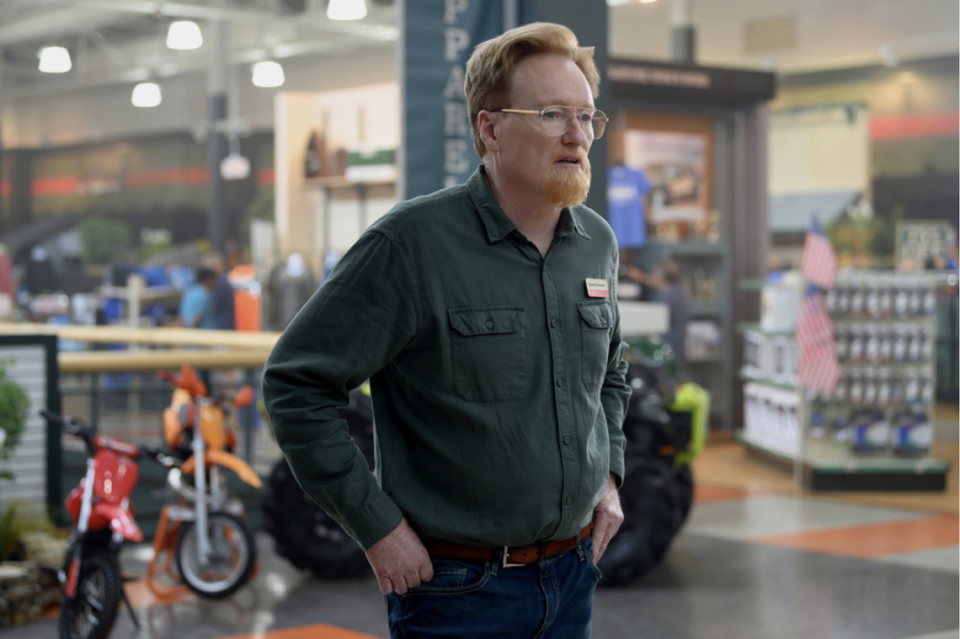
[591,474,624,562]
[364,518,434,595]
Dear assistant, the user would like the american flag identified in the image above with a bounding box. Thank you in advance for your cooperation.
[800,215,838,289]
[796,287,841,395]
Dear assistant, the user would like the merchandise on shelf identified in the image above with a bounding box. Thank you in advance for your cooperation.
[743,269,940,463]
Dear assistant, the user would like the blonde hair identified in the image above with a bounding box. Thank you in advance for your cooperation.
[464,22,600,157]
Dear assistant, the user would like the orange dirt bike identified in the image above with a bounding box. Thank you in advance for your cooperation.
[147,365,262,600]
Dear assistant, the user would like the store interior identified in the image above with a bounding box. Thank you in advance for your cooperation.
[0,1,957,638]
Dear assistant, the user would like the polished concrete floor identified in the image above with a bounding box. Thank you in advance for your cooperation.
[9,435,959,639]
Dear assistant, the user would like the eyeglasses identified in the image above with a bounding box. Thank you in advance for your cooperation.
[491,105,608,140]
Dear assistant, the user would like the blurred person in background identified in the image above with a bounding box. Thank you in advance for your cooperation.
[203,254,236,331]
[178,267,217,329]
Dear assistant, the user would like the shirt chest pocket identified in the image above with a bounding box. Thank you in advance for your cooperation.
[577,300,613,393]
[448,307,529,402]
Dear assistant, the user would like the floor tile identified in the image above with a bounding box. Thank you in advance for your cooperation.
[896,631,960,639]
[694,483,754,503]
[686,494,930,540]
[751,515,960,558]
[877,545,960,574]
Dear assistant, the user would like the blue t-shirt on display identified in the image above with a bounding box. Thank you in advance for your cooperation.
[607,165,651,249]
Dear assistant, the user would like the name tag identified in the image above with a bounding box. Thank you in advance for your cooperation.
[585,278,609,298]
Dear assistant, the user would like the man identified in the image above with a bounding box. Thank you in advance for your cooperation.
[178,267,217,329]
[203,254,236,330]
[262,22,630,638]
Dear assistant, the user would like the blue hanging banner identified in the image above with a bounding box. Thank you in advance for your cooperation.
[400,0,505,198]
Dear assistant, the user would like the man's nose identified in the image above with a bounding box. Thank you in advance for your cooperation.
[561,115,591,146]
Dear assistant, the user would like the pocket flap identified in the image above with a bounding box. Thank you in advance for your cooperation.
[577,301,613,329]
[448,307,526,336]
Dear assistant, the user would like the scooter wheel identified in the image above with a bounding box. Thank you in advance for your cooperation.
[175,511,257,599]
[59,546,122,639]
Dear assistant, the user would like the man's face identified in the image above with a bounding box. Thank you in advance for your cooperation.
[497,54,595,208]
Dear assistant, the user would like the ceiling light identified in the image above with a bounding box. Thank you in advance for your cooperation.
[327,0,367,21]
[166,20,203,50]
[252,61,285,88]
[638,0,658,3]
[38,46,72,73]
[132,82,162,107]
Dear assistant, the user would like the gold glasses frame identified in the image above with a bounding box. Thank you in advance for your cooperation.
[490,105,609,140]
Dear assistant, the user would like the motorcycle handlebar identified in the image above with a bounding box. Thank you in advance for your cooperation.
[40,409,96,454]
[138,445,178,468]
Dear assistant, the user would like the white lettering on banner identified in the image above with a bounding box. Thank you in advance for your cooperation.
[444,139,470,174]
[443,65,466,99]
[444,28,470,62]
[444,0,468,24]
[445,102,469,136]
[441,1,472,188]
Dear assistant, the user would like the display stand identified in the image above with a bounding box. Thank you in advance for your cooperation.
[738,270,950,491]
[302,177,396,263]
[607,59,776,432]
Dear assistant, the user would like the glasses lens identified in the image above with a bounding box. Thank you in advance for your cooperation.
[540,107,569,136]
[539,107,607,139]
[592,111,607,139]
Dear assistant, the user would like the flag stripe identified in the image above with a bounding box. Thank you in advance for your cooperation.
[796,289,840,395]
[800,222,838,289]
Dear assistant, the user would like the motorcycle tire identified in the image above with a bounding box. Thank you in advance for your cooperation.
[597,454,683,587]
[262,459,369,579]
[175,511,256,599]
[59,546,122,639]
[674,463,694,533]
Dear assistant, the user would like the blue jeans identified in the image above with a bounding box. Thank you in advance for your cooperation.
[386,536,602,638]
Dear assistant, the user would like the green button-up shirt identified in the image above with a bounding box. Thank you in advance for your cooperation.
[262,165,631,550]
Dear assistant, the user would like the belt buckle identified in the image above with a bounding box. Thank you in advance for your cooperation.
[501,546,524,569]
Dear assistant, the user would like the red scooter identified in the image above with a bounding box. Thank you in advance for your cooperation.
[42,409,176,639]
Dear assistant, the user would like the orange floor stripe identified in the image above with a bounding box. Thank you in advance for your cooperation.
[220,624,383,639]
[694,484,753,503]
[752,515,960,558]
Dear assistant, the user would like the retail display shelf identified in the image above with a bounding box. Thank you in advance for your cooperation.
[739,369,797,390]
[647,241,728,257]
[688,300,723,317]
[738,322,795,337]
[736,431,950,491]
[302,176,396,190]
[739,278,768,291]
[735,431,795,463]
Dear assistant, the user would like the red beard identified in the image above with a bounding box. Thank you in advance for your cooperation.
[544,154,592,207]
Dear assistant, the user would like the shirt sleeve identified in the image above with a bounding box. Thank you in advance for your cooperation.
[261,229,420,549]
[601,249,631,487]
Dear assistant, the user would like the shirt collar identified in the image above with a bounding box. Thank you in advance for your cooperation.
[467,165,592,243]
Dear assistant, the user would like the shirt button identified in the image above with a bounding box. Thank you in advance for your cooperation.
[485,320,494,329]
[563,436,572,446]
[556,377,565,388]
[550,318,559,328]
[565,495,574,506]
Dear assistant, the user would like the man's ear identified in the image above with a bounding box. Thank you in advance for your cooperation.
[477,111,499,154]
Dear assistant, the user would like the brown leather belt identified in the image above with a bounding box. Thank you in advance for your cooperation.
[423,523,593,568]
